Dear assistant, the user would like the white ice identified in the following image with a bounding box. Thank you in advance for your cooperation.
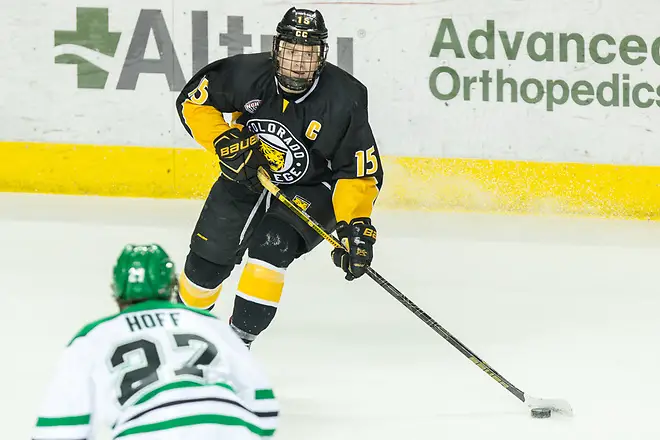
[2,192,660,439]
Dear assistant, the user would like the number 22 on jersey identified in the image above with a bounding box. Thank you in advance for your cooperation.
[110,332,220,405]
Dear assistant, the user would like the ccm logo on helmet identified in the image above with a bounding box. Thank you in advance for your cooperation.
[295,30,309,38]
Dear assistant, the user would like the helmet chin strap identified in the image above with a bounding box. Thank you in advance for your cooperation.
[274,75,308,95]
[278,82,306,94]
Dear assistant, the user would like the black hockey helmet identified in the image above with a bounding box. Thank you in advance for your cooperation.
[272,7,329,93]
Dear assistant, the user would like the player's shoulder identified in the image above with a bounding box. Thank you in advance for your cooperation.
[66,301,219,346]
[117,300,219,320]
[323,63,368,96]
[180,52,272,99]
[318,62,369,107]
[66,312,122,347]
[230,52,273,70]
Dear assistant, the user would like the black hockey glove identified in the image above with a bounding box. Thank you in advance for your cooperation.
[214,127,271,193]
[331,218,377,281]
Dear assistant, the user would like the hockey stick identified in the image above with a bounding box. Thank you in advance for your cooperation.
[256,167,573,417]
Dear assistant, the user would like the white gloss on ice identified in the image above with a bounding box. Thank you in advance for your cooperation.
[2,193,660,439]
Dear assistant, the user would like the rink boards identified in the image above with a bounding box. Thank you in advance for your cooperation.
[2,141,659,219]
[3,1,660,219]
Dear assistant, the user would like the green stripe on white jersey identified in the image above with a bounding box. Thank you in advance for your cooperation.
[33,300,279,440]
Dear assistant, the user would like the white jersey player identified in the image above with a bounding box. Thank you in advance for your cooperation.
[32,244,279,440]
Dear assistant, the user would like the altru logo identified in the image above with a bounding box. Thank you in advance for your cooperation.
[54,8,121,89]
[54,7,355,91]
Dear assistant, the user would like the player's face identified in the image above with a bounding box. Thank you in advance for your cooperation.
[277,41,320,82]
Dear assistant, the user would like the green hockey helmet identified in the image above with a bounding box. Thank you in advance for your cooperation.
[111,244,177,302]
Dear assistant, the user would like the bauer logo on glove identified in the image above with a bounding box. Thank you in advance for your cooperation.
[214,127,271,193]
[216,131,260,158]
[362,227,377,240]
[331,218,377,281]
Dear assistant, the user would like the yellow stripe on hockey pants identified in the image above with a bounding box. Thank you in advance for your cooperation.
[179,271,222,309]
[236,259,285,307]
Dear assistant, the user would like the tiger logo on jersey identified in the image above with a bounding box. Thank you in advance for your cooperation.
[260,143,286,172]
[246,119,310,184]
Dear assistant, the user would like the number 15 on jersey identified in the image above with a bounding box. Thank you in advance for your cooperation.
[355,146,378,178]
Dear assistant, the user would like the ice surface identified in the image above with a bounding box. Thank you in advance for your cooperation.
[2,192,659,439]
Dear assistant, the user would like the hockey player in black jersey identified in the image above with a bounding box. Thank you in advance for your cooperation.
[175,6,383,347]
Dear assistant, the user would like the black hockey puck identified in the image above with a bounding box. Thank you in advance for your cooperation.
[531,408,552,418]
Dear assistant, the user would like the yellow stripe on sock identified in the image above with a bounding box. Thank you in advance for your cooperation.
[179,272,221,309]
[237,260,285,304]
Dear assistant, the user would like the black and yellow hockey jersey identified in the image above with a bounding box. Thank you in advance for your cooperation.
[175,52,383,224]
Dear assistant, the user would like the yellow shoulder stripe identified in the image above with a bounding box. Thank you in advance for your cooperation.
[180,100,230,152]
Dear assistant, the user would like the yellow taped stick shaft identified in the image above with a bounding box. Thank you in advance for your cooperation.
[256,169,568,415]
[257,167,345,250]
